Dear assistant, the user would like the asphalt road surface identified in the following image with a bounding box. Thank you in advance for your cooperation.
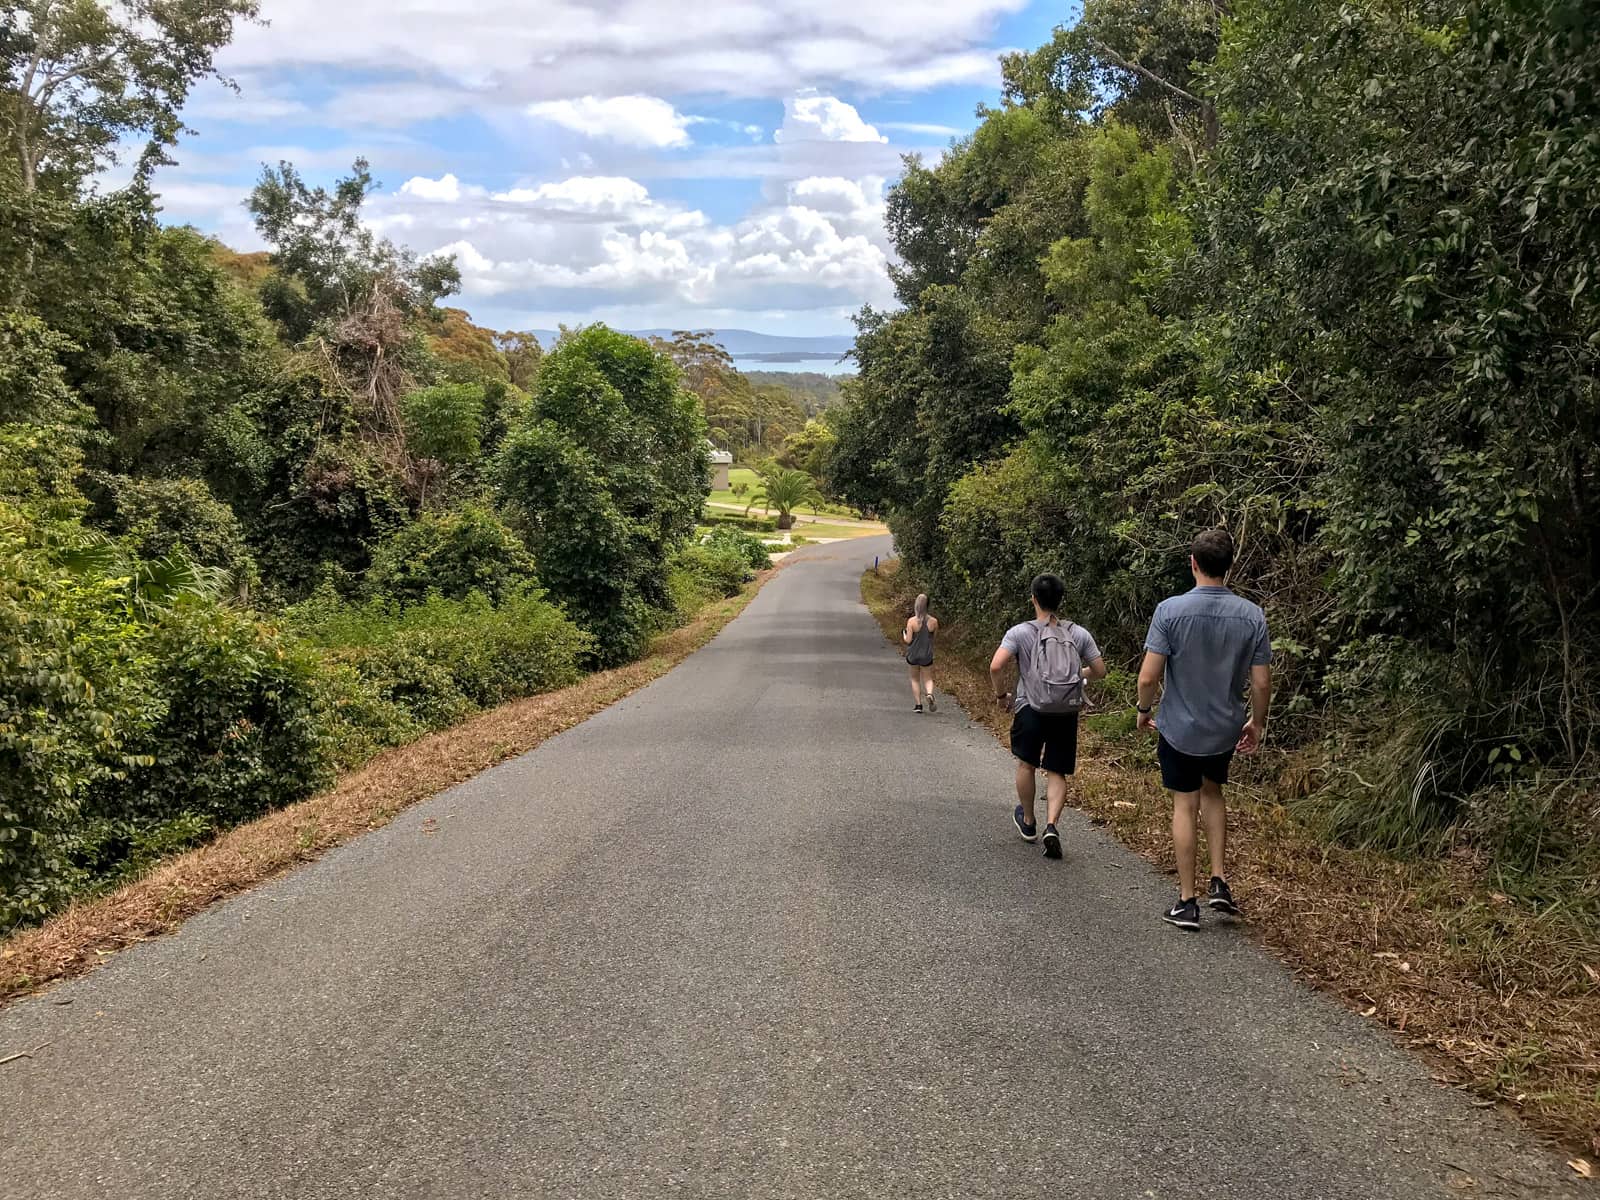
[1,538,1585,1199]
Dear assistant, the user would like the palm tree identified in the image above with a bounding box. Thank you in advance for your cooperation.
[745,467,823,530]
[58,535,232,619]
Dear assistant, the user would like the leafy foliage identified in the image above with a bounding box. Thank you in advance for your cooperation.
[364,504,536,605]
[744,467,824,530]
[494,325,709,663]
[838,0,1600,881]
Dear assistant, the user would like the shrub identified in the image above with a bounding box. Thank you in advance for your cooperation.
[702,525,772,570]
[84,473,258,592]
[365,504,536,605]
[403,383,485,465]
[702,511,778,533]
[85,601,334,833]
[0,522,162,926]
[289,586,590,741]
[315,659,426,771]
[668,544,752,616]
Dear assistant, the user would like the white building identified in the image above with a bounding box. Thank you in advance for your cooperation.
[708,447,734,491]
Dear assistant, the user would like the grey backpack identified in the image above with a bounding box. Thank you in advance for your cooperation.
[1028,619,1086,714]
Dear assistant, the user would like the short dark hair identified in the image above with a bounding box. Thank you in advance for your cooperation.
[1031,573,1066,613]
[1192,529,1235,578]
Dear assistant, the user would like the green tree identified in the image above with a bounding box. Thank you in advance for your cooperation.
[493,326,708,663]
[779,418,838,480]
[745,467,823,531]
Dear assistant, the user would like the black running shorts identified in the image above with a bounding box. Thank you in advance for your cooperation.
[1010,706,1079,776]
[1157,734,1234,793]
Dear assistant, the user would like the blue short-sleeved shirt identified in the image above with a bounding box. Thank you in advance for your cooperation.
[1145,587,1272,756]
[1001,619,1102,715]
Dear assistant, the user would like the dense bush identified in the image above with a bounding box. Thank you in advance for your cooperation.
[288,586,591,753]
[0,515,333,926]
[94,603,332,830]
[702,525,772,571]
[494,326,709,664]
[364,504,537,605]
[84,473,259,592]
[0,524,161,925]
[669,545,753,609]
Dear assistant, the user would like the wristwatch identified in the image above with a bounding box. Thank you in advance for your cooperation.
[1136,703,1154,714]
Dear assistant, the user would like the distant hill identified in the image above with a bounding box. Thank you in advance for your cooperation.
[532,328,854,367]
[747,371,845,414]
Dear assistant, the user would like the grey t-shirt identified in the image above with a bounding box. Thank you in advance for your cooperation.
[1001,619,1102,714]
[1145,586,1272,756]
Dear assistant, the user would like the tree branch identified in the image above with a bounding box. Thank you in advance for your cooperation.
[1088,37,1205,108]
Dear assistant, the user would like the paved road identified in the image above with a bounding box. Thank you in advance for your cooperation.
[0,538,1583,1199]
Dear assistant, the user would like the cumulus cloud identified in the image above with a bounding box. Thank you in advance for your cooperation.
[400,173,471,202]
[776,93,886,144]
[493,176,650,210]
[525,95,696,148]
[216,0,1021,102]
[359,170,896,322]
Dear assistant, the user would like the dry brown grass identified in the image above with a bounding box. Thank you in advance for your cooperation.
[0,574,776,1008]
[863,562,1600,1158]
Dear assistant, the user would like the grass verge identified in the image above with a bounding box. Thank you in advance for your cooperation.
[0,571,778,1008]
[863,561,1600,1158]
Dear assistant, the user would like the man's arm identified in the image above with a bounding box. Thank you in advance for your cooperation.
[1084,656,1108,682]
[990,646,1015,707]
[1136,651,1166,732]
[1238,664,1271,753]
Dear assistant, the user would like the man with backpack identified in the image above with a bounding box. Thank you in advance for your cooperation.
[990,574,1107,860]
[1136,529,1272,930]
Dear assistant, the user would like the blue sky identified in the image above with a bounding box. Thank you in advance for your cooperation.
[158,0,1082,337]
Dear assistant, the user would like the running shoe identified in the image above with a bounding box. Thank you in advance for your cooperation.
[1162,897,1201,930]
[913,704,923,714]
[927,695,937,713]
[1013,804,1038,842]
[1041,824,1062,859]
[1207,876,1240,916]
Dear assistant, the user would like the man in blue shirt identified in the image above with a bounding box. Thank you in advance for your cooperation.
[1136,530,1272,930]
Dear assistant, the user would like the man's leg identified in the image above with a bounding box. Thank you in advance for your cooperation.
[1015,760,1038,827]
[1200,778,1227,882]
[1171,790,1203,900]
[1044,769,1070,827]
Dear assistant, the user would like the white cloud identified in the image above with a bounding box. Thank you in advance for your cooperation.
[526,95,695,148]
[493,176,651,212]
[776,93,886,144]
[400,173,470,202]
[879,121,966,137]
[216,1,1024,102]
[336,170,897,323]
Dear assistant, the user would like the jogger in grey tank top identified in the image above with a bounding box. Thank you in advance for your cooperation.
[902,593,940,713]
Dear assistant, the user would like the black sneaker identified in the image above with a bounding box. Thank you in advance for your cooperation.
[1162,897,1201,931]
[913,704,923,714]
[1041,824,1062,859]
[1013,804,1038,843]
[1207,876,1240,916]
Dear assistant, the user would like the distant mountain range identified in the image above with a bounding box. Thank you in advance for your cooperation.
[532,328,855,365]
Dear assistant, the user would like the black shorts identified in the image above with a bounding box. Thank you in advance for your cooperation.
[1010,706,1079,776]
[1157,735,1234,793]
